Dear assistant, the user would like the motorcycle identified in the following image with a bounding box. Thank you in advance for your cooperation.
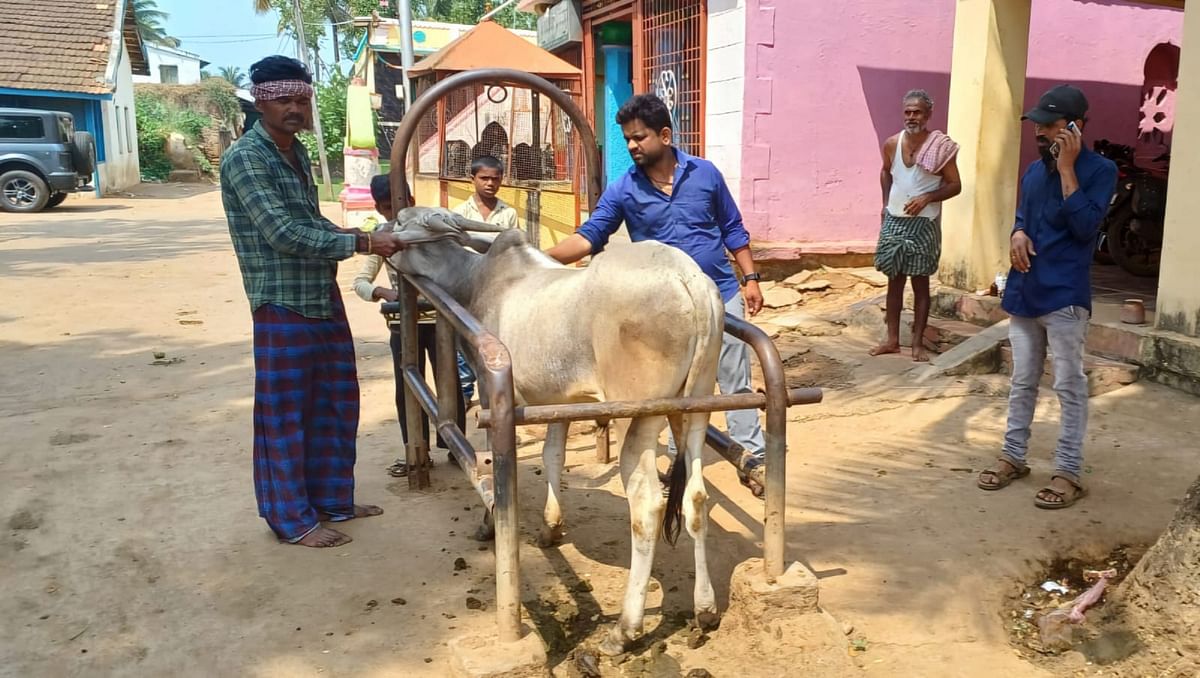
[1093,139,1167,277]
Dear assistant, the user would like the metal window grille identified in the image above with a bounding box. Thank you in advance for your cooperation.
[640,0,705,155]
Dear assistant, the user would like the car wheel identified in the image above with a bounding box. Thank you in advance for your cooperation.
[45,192,69,209]
[0,170,50,213]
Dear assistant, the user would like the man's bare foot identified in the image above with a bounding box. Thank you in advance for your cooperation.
[869,342,901,356]
[293,526,353,548]
[316,504,384,522]
[912,346,930,362]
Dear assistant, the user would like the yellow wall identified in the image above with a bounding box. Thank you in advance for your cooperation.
[443,178,579,250]
[1155,4,1200,337]
[939,0,1033,291]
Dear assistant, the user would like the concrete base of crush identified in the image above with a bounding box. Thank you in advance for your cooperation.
[449,624,548,678]
[727,558,820,627]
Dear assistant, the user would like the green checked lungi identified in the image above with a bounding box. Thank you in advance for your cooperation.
[873,212,941,278]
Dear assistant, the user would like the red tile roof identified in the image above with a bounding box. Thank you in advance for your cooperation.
[0,0,149,96]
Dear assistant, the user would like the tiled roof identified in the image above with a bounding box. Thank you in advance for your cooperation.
[0,0,149,96]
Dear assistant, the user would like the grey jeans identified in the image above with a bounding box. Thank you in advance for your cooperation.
[669,294,767,459]
[1002,306,1090,484]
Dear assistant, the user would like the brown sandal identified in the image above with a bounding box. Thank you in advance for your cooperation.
[1034,477,1087,509]
[977,459,1030,491]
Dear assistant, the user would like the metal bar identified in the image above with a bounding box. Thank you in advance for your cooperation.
[398,280,430,489]
[725,312,790,579]
[401,366,440,421]
[479,337,521,644]
[476,388,822,428]
[704,426,766,498]
[594,419,611,463]
[436,422,494,511]
[435,316,459,433]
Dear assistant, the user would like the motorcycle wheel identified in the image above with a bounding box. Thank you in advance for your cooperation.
[1107,206,1161,277]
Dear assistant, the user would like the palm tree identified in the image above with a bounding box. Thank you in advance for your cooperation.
[219,66,249,89]
[134,0,181,48]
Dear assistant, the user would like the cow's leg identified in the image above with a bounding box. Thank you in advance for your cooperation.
[681,412,718,630]
[538,421,568,547]
[600,416,666,656]
[473,508,495,542]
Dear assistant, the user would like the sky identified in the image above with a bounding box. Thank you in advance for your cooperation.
[158,0,343,78]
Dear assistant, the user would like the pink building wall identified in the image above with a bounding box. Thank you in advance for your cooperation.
[741,0,1183,258]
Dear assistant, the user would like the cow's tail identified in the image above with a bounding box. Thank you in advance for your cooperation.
[662,273,724,546]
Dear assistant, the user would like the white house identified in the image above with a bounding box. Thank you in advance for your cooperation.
[133,44,208,86]
[0,0,150,194]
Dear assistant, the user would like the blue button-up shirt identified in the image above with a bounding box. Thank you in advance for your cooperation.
[1002,149,1117,319]
[577,148,751,302]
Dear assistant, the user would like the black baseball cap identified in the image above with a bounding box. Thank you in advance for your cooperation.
[1023,85,1089,124]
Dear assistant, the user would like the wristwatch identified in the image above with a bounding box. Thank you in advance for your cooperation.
[742,272,762,285]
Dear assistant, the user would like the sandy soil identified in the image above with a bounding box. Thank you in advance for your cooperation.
[2,185,1198,678]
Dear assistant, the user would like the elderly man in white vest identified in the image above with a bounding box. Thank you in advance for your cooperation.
[870,89,963,362]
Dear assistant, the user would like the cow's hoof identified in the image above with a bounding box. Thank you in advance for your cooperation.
[695,610,721,632]
[473,522,496,542]
[598,627,629,657]
[536,523,564,548]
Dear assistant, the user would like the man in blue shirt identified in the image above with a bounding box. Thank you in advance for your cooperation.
[547,94,767,491]
[977,85,1116,510]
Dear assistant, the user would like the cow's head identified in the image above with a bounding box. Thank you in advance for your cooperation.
[382,206,513,291]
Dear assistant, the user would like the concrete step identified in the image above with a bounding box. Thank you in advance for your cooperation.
[999,346,1140,397]
[1086,321,1153,363]
[901,312,987,353]
[922,288,1009,327]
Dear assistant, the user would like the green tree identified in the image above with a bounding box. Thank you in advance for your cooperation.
[133,0,181,48]
[408,0,536,30]
[253,0,535,68]
[219,66,249,89]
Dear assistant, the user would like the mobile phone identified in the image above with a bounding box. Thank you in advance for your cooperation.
[1049,122,1079,158]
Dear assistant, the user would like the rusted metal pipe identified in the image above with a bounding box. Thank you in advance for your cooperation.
[704,426,766,497]
[474,388,822,427]
[387,68,602,217]
[594,418,611,463]
[401,366,439,421]
[436,422,493,510]
[724,313,791,579]
[398,279,430,489]
[435,316,460,434]
[477,335,521,644]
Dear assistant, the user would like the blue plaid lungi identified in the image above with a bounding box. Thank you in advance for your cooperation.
[251,293,360,542]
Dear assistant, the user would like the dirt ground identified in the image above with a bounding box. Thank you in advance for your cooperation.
[2,185,1199,678]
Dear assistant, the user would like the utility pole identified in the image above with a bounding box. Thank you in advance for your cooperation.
[397,0,415,101]
[292,0,335,201]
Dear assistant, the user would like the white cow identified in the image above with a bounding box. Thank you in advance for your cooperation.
[385,207,724,654]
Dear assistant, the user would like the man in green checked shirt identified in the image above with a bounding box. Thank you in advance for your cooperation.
[221,55,408,548]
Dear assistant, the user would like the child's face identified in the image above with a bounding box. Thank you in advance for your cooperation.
[472,167,502,200]
[376,201,395,221]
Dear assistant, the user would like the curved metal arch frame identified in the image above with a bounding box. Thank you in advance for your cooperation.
[387,68,602,218]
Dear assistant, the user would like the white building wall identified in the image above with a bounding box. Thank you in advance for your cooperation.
[705,0,745,201]
[132,44,204,85]
[100,43,141,193]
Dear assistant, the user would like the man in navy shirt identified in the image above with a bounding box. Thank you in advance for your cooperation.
[977,85,1116,509]
[547,94,767,490]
